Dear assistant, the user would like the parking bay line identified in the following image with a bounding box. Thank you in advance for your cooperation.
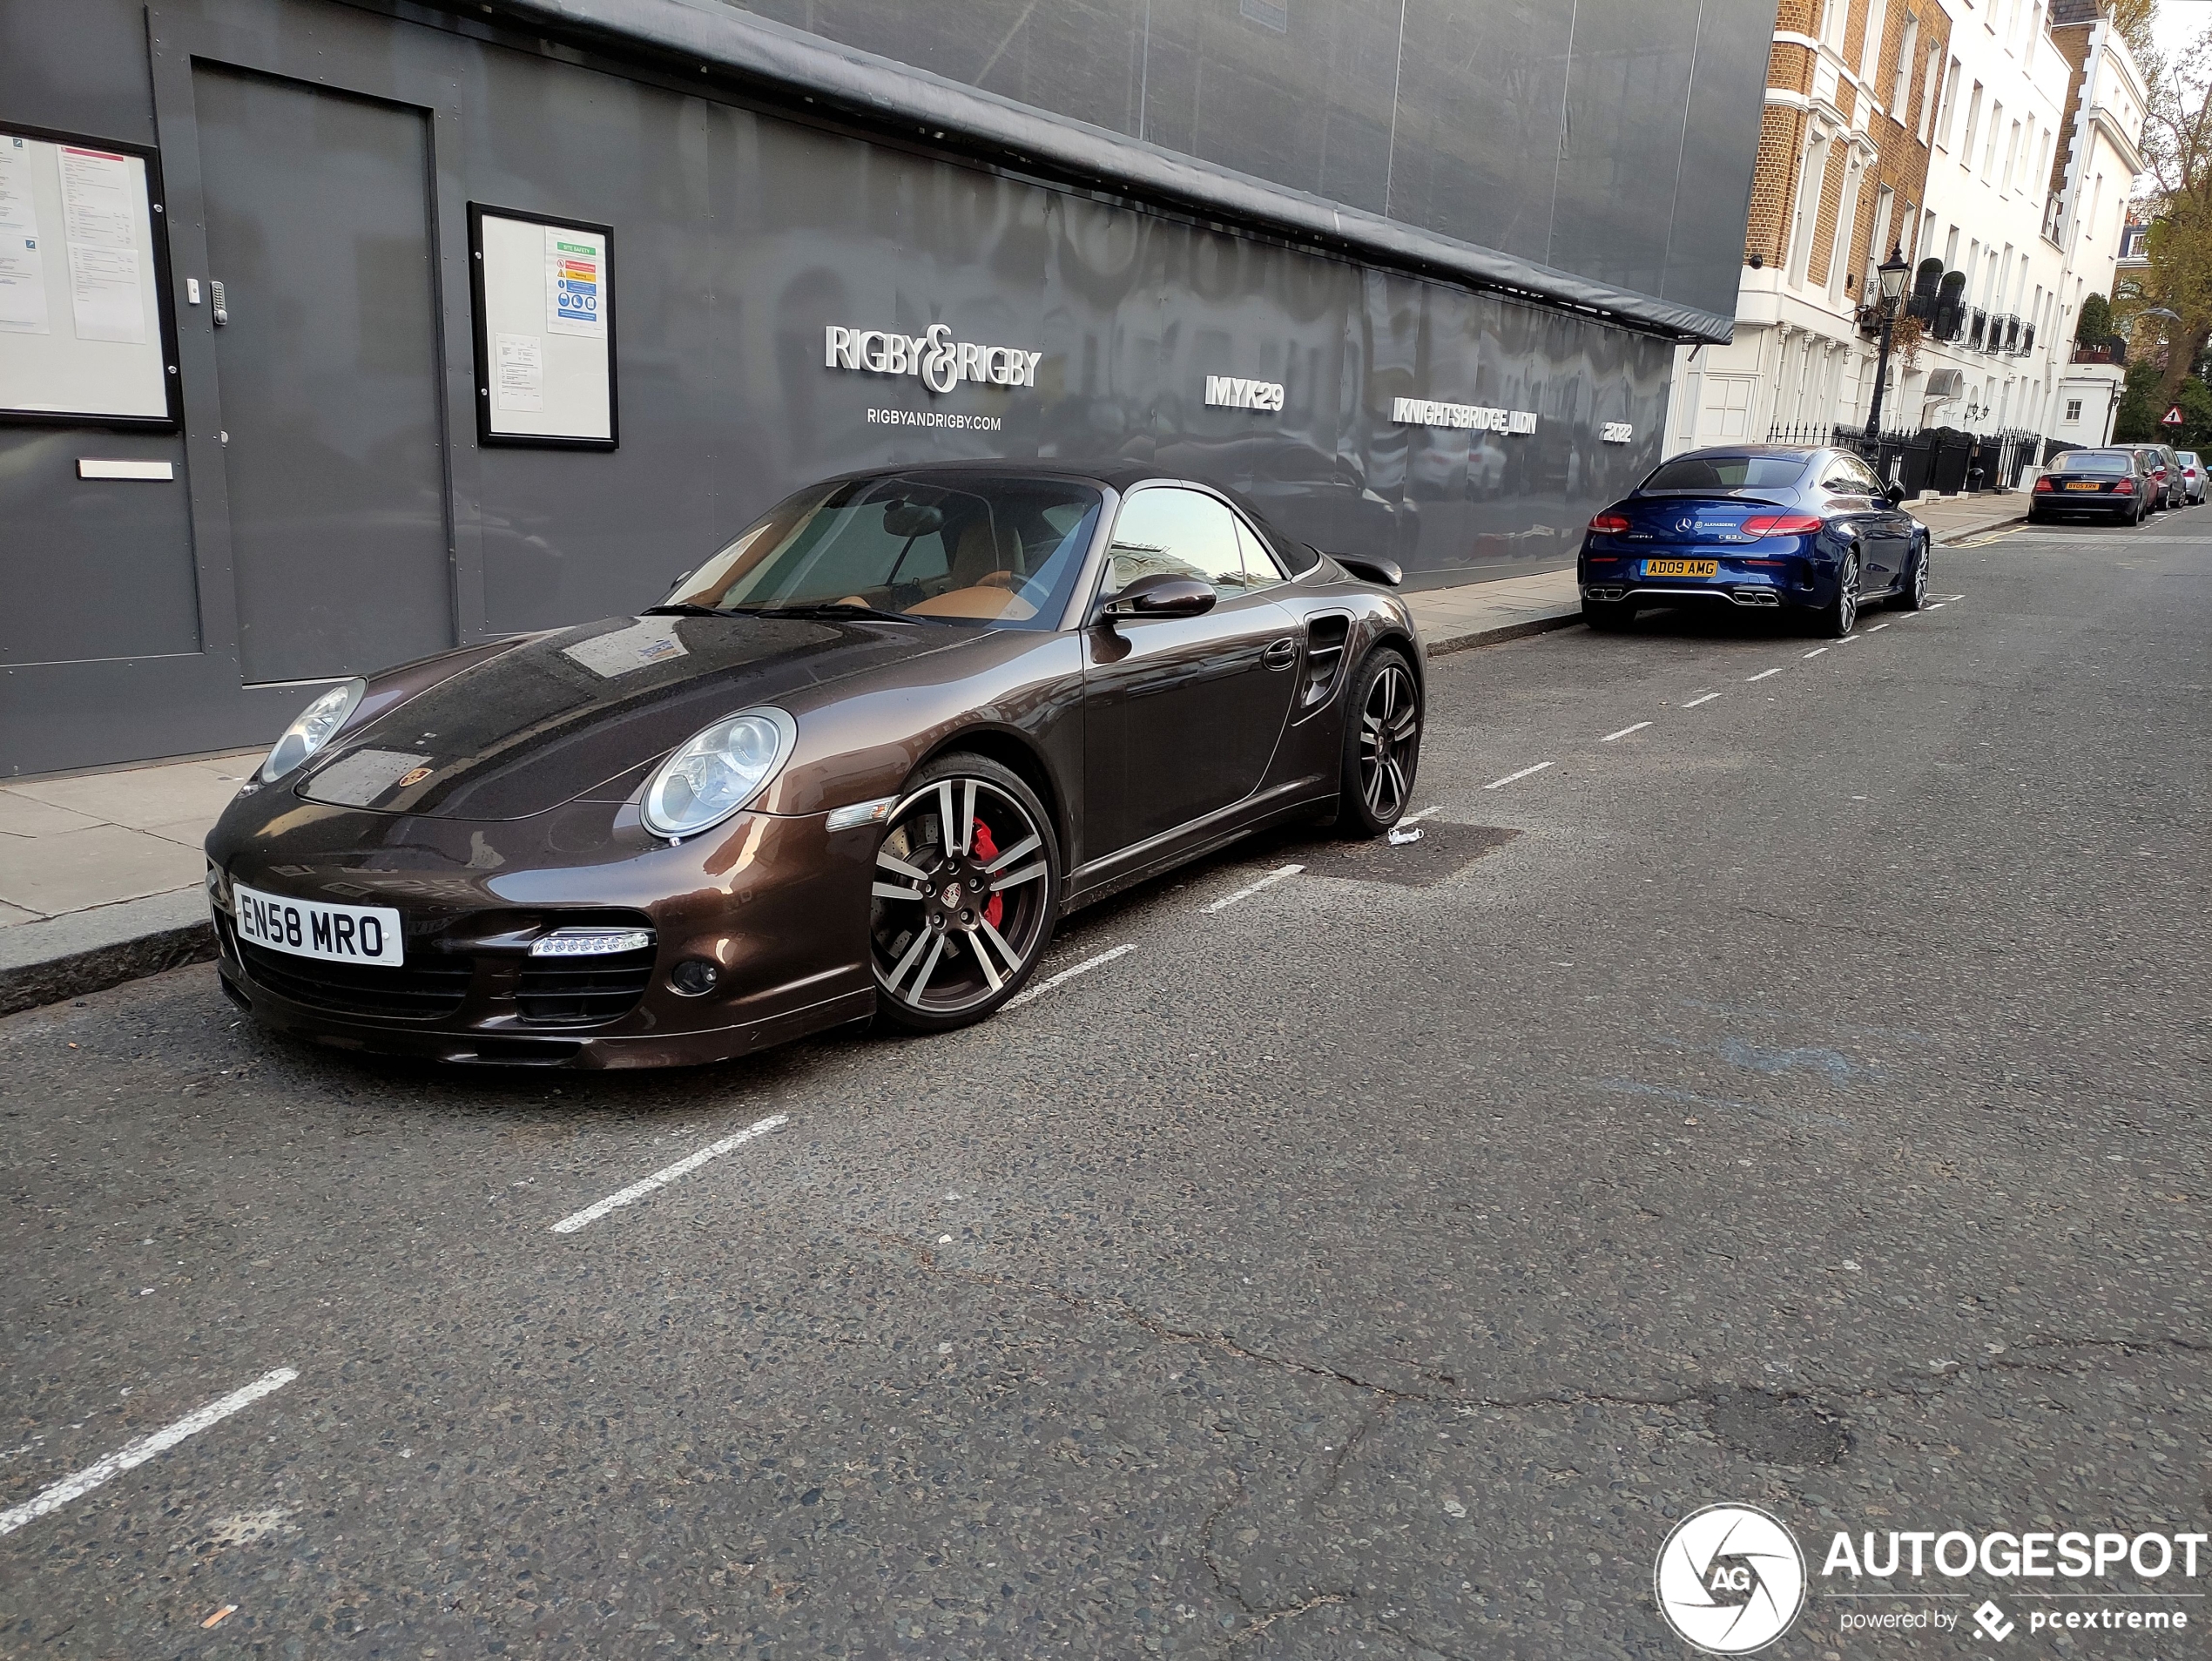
[1484,760,1554,790]
[1745,667,1785,682]
[1003,942,1136,1009]
[0,1367,299,1537]
[1203,864,1304,914]
[1865,622,1890,632]
[1601,721,1651,742]
[1803,646,1828,658]
[1682,692,1721,708]
[550,1113,788,1234]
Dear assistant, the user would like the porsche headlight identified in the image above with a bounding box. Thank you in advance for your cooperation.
[642,708,797,840]
[260,679,365,783]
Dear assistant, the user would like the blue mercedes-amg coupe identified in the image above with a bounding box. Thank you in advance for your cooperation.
[1577,445,1932,637]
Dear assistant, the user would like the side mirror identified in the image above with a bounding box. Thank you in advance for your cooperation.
[1332,551,1405,587]
[1099,572,1217,622]
[1884,483,1906,507]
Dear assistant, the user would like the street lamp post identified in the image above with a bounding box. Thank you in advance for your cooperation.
[1863,245,1912,443]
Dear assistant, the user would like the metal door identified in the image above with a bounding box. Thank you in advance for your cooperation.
[193,65,451,684]
[1082,592,1300,856]
[1080,487,1299,858]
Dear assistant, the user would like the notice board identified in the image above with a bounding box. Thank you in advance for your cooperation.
[469,205,616,449]
[0,126,179,427]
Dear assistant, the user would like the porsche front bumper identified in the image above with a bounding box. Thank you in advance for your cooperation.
[206,796,876,1068]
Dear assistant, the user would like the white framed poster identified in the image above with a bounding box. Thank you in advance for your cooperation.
[0,125,180,428]
[468,204,616,448]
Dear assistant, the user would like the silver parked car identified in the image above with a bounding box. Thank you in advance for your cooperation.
[2178,450,2206,504]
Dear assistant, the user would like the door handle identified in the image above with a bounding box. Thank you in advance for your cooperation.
[1262,638,1297,670]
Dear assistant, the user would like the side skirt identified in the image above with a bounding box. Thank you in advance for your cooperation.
[1059,776,1332,916]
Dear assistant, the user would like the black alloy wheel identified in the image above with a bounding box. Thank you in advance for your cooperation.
[1813,551,1860,638]
[869,753,1059,1031]
[1339,646,1421,836]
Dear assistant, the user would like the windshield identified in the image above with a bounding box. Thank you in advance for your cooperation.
[2057,450,2131,475]
[667,475,1103,628]
[1639,455,1811,493]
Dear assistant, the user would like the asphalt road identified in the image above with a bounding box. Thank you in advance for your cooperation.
[3,515,2208,1659]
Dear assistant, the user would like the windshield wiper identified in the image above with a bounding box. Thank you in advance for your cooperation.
[725,602,934,625]
[640,603,736,618]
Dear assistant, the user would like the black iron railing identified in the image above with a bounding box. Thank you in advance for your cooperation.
[1801,424,2049,496]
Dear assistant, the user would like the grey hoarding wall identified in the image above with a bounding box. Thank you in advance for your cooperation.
[462,36,1669,634]
[481,0,1750,341]
[0,0,1666,775]
[682,0,1774,326]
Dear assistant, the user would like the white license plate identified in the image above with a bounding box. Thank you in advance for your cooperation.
[232,882,404,966]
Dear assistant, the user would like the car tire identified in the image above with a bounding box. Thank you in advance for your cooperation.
[867,752,1062,1034]
[1583,598,1636,631]
[1336,645,1422,837]
[1812,550,1860,638]
[1892,537,1930,611]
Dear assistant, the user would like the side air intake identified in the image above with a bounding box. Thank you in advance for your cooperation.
[1301,614,1351,708]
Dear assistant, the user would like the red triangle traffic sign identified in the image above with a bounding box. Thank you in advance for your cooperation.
[2163,405,2186,426]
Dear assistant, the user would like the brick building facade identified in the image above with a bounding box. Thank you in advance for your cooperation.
[1670,0,1948,454]
[1669,0,2146,465]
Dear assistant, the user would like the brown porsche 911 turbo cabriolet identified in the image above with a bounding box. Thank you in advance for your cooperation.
[205,463,1424,1067]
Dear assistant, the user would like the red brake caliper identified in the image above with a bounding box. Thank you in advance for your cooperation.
[969,819,1003,929]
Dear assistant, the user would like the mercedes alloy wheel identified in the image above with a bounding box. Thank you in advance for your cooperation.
[1896,540,1930,610]
[1815,552,1859,638]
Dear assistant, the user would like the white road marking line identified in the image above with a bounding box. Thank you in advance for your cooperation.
[1803,646,1828,658]
[1682,692,1721,708]
[1835,633,1861,645]
[0,1367,298,1538]
[1202,864,1304,914]
[1601,721,1651,742]
[1400,804,1446,824]
[1745,667,1785,682]
[1484,760,1554,789]
[550,1114,787,1234]
[1927,601,1946,609]
[1865,622,1889,632]
[1002,942,1136,1009]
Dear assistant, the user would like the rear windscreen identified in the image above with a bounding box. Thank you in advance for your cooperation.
[1641,456,1811,493]
[2056,451,2130,475]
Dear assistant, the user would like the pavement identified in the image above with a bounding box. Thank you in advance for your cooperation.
[3,507,2202,1657]
[0,491,2033,1016]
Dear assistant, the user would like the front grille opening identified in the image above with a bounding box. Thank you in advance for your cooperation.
[235,939,474,1021]
[462,1038,584,1065]
[1302,614,1351,707]
[516,946,656,1027]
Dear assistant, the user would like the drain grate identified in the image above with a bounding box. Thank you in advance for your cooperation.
[1296,822,1521,888]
